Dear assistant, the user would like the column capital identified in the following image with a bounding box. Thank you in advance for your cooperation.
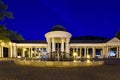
[1,42,4,46]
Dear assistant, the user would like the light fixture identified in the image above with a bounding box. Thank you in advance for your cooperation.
[87,55,90,59]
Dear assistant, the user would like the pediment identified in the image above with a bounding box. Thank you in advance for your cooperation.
[107,37,120,43]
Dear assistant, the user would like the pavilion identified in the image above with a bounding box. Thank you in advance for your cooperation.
[0,25,120,59]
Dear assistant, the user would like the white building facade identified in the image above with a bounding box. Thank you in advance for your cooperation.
[0,25,120,59]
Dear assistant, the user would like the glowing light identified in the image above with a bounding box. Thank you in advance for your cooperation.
[87,60,90,63]
[109,51,116,56]
[24,48,27,51]
[87,55,90,59]
[73,60,76,62]
[73,52,77,57]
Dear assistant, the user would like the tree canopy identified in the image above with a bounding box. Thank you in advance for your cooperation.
[115,30,120,39]
[0,0,24,42]
[0,0,13,21]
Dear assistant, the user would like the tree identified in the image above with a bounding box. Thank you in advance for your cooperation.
[0,0,13,21]
[0,0,24,41]
[116,30,120,39]
[0,24,10,42]
[8,30,24,41]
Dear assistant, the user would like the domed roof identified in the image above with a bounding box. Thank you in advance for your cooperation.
[50,25,66,32]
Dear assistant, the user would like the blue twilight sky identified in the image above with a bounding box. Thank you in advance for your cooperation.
[2,0,120,40]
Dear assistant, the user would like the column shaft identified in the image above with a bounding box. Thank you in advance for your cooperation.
[1,47,3,57]
[106,46,109,58]
[84,47,87,58]
[92,47,95,58]
[22,48,25,57]
[61,38,64,52]
[117,47,119,58]
[31,47,33,57]
[47,38,51,53]
[86,48,88,56]
[119,46,120,58]
[100,49,103,58]
[52,37,55,52]
[13,46,17,57]
[79,47,81,57]
[0,47,1,57]
[66,39,70,53]
[28,48,30,58]
[10,46,13,58]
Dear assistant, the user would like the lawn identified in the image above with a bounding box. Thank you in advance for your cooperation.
[0,60,120,80]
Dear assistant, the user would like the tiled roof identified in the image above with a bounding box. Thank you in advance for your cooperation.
[70,40,109,43]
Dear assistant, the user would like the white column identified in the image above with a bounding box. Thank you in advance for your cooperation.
[102,46,105,58]
[79,47,81,57]
[52,37,55,52]
[34,47,37,57]
[103,46,108,58]
[28,48,30,58]
[100,49,103,58]
[31,47,33,57]
[1,47,3,57]
[86,48,88,56]
[92,47,95,58]
[106,46,109,58]
[103,46,107,58]
[10,46,13,58]
[0,47,1,57]
[13,46,17,58]
[22,47,25,57]
[61,38,64,52]
[47,38,51,53]
[66,38,70,53]
[119,47,120,58]
[76,47,78,52]
[76,47,78,57]
[0,46,3,57]
[117,47,119,58]
[84,47,87,58]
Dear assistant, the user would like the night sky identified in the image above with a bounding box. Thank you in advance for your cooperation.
[2,0,120,40]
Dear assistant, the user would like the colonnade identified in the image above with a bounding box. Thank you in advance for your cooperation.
[70,47,96,58]
[0,44,120,58]
[0,45,47,58]
[21,47,46,58]
[47,37,70,53]
[70,46,120,58]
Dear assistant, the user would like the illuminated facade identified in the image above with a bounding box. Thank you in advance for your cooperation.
[0,25,120,59]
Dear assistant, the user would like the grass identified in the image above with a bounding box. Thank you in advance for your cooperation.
[0,60,120,80]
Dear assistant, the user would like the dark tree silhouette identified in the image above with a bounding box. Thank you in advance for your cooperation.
[0,0,24,41]
[116,30,120,39]
[0,0,13,21]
